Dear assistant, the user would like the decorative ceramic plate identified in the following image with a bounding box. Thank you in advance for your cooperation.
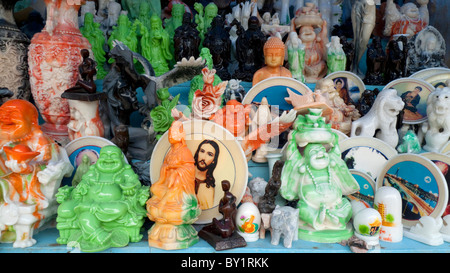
[383,78,435,124]
[376,154,448,227]
[422,152,450,217]
[150,119,248,224]
[409,67,450,80]
[348,169,376,208]
[242,76,312,112]
[324,71,366,105]
[63,136,119,185]
[339,136,398,181]
[439,141,450,155]
[423,71,450,88]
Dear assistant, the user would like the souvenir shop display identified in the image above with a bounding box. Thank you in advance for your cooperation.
[4,0,450,255]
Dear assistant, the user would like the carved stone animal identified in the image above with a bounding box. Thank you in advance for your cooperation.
[422,87,450,152]
[248,177,267,204]
[270,206,299,248]
[351,88,405,148]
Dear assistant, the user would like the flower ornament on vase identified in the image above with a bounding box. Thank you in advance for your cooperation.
[192,67,227,120]
[28,0,92,145]
[0,99,73,248]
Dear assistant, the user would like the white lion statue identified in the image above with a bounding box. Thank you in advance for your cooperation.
[351,88,405,148]
[421,87,450,152]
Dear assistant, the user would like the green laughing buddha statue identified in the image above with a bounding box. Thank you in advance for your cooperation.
[280,108,359,243]
[55,145,149,252]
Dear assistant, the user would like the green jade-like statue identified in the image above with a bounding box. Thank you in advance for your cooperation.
[164,3,185,56]
[280,108,359,243]
[107,14,138,59]
[140,15,173,76]
[55,145,150,252]
[194,2,218,49]
[80,12,107,79]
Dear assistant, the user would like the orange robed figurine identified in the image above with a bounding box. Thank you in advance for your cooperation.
[252,36,292,86]
[146,120,201,250]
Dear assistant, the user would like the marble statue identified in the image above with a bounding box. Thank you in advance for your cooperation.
[286,31,306,82]
[383,0,429,38]
[351,88,405,148]
[351,0,375,74]
[326,36,347,75]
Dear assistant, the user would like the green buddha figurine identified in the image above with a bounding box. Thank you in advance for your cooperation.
[280,108,359,243]
[140,15,173,76]
[55,145,150,252]
[80,12,108,79]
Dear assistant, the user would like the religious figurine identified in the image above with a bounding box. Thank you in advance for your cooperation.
[55,145,149,252]
[260,12,291,38]
[292,3,329,83]
[406,26,447,75]
[78,1,97,27]
[104,1,121,36]
[383,0,429,38]
[357,88,380,117]
[121,0,141,20]
[0,0,31,102]
[326,36,347,75]
[163,3,185,53]
[231,16,266,82]
[421,87,450,153]
[384,36,409,83]
[250,97,274,163]
[315,78,360,135]
[137,1,153,32]
[195,2,218,48]
[351,0,376,74]
[0,99,73,248]
[339,35,355,72]
[286,31,306,82]
[173,12,201,62]
[199,180,247,250]
[202,15,232,80]
[252,36,292,86]
[28,0,92,144]
[364,36,386,85]
[350,89,405,148]
[107,14,138,54]
[140,15,173,76]
[71,154,92,188]
[223,79,245,103]
[80,13,108,79]
[280,108,360,243]
[146,121,201,250]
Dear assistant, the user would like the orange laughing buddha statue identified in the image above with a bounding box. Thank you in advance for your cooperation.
[0,99,73,248]
[146,120,201,250]
[252,36,292,86]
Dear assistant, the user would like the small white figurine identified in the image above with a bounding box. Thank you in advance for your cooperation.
[350,88,405,148]
[326,36,347,75]
[421,87,450,153]
[270,206,299,248]
[251,97,273,163]
[404,216,444,246]
[374,186,403,243]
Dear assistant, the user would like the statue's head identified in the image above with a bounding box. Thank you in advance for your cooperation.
[400,3,420,19]
[172,3,185,19]
[299,26,316,43]
[0,99,39,141]
[96,145,125,173]
[150,14,162,30]
[205,3,218,19]
[263,36,285,67]
[84,12,94,26]
[168,120,185,145]
[304,143,329,171]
